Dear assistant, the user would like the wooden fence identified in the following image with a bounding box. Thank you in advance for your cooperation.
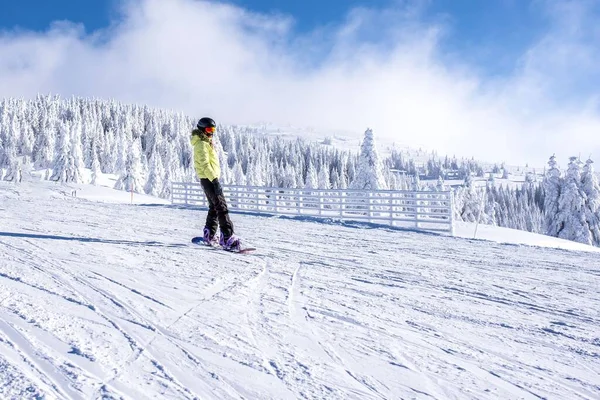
[171,182,454,235]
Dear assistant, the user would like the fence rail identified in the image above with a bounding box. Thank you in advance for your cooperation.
[171,182,454,234]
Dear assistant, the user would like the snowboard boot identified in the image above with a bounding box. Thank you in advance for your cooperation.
[219,234,241,251]
[203,227,219,246]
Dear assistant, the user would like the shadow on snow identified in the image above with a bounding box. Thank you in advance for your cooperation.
[0,231,188,248]
[138,203,448,238]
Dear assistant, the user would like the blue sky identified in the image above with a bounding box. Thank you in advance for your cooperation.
[0,0,599,164]
[0,0,112,32]
[0,0,545,76]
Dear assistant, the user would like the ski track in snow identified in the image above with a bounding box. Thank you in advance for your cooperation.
[0,181,599,399]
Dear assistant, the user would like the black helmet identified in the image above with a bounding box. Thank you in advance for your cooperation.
[197,117,216,130]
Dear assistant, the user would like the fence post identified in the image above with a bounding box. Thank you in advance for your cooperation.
[319,190,323,216]
[255,187,260,211]
[390,191,395,227]
[184,183,189,205]
[368,192,373,222]
[448,190,455,236]
[239,186,245,210]
[414,191,420,229]
[231,185,237,210]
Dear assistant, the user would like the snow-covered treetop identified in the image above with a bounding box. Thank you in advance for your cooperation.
[547,154,560,175]
[563,156,583,183]
[349,128,387,190]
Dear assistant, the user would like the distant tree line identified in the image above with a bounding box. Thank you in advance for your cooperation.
[452,155,600,247]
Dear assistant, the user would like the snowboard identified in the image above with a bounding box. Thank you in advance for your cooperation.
[191,237,257,254]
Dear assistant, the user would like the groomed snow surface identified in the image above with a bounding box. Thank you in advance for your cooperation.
[0,180,599,400]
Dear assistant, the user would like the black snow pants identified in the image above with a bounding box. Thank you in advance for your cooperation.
[200,178,234,239]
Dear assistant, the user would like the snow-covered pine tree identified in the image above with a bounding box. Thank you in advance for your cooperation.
[19,118,34,160]
[114,139,144,193]
[318,165,331,189]
[239,146,250,178]
[581,158,600,245]
[68,117,85,183]
[34,96,58,169]
[345,154,356,187]
[338,156,349,189]
[13,102,34,160]
[555,157,591,245]
[264,154,278,187]
[482,186,497,226]
[3,148,19,182]
[521,186,542,233]
[525,172,536,186]
[330,168,342,189]
[159,139,173,199]
[233,162,245,185]
[0,134,4,175]
[144,142,165,196]
[543,155,562,237]
[214,137,231,184]
[227,146,237,171]
[144,116,160,165]
[273,162,285,187]
[50,120,72,182]
[413,173,421,191]
[454,173,483,222]
[103,127,117,173]
[0,100,8,165]
[161,166,173,199]
[246,156,265,187]
[349,128,387,190]
[1,105,10,166]
[2,112,19,181]
[162,140,179,184]
[283,164,298,188]
[304,160,318,189]
[491,186,506,227]
[521,173,542,233]
[81,115,92,169]
[90,137,101,185]
[93,121,106,172]
[113,119,129,177]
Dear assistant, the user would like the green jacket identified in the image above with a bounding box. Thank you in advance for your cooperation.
[191,129,221,181]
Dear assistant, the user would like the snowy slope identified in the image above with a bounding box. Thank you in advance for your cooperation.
[0,181,599,400]
[454,221,600,253]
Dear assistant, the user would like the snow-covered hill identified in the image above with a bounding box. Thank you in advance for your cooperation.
[0,181,599,399]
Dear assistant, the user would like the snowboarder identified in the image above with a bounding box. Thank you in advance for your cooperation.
[191,117,241,251]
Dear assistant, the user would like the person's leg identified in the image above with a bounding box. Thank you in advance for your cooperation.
[211,179,235,239]
[200,179,218,238]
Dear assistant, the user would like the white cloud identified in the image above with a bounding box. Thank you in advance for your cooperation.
[0,0,599,166]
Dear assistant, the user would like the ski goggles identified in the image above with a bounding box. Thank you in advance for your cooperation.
[205,126,216,134]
